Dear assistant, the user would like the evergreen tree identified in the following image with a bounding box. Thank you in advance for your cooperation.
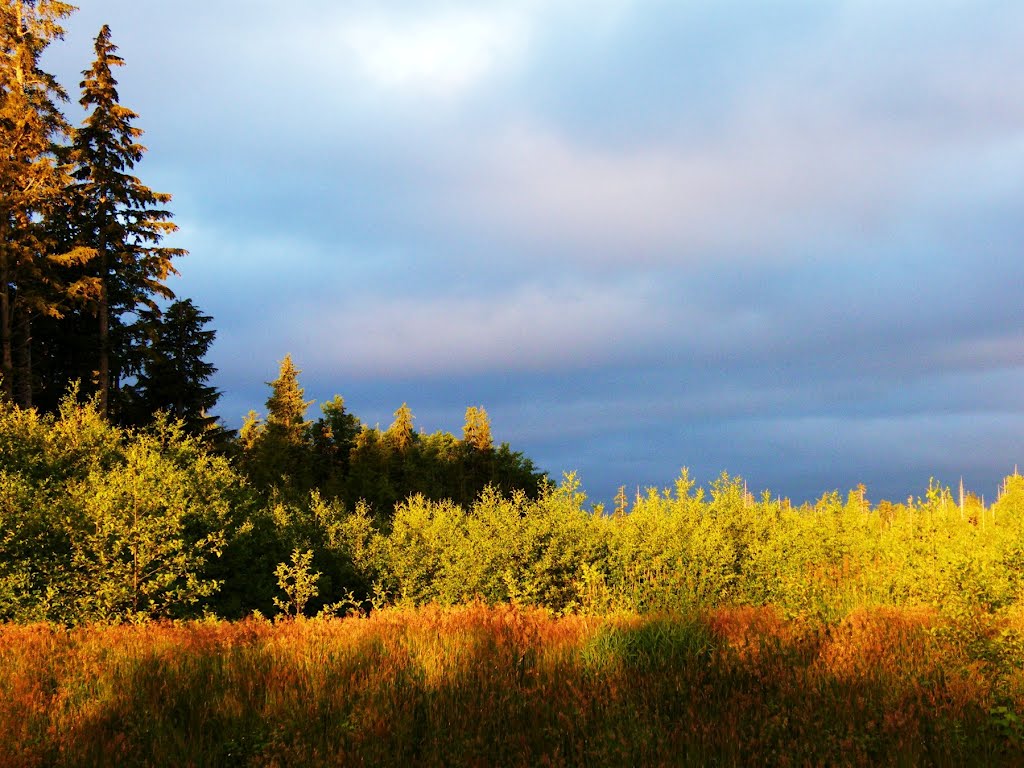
[461,405,493,451]
[0,0,91,405]
[385,402,415,452]
[238,355,314,493]
[68,24,183,415]
[127,298,220,434]
[309,394,361,493]
[346,424,396,518]
[264,354,312,446]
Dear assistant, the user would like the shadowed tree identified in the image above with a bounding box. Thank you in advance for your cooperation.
[309,394,362,495]
[126,298,220,435]
[460,405,494,500]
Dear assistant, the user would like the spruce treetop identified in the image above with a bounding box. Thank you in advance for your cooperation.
[462,405,492,451]
[265,354,312,444]
[386,402,415,452]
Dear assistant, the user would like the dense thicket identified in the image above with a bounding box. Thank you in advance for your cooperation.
[0,391,244,622]
[4,391,1024,633]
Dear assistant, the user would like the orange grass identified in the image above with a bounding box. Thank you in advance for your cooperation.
[1,604,1021,767]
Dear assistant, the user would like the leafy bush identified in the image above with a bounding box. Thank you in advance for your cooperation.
[0,393,245,623]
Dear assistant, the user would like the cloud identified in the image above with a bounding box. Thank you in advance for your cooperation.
[34,0,1024,506]
[334,8,530,100]
[282,279,669,378]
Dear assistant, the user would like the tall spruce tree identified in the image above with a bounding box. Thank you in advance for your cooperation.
[0,0,91,405]
[69,24,184,415]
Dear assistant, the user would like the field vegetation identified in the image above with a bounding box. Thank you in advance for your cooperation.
[2,603,1022,766]
[4,397,1024,764]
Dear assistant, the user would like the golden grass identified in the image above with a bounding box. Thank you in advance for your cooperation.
[1,603,1021,767]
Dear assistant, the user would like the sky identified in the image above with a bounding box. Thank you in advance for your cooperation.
[41,0,1024,507]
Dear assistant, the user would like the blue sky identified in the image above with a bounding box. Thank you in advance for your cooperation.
[43,1,1024,505]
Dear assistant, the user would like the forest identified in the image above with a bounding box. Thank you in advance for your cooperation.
[3,3,1024,765]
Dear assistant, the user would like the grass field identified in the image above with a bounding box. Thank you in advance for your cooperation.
[3,603,1023,767]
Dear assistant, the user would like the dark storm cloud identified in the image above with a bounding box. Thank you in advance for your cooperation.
[40,1,1024,504]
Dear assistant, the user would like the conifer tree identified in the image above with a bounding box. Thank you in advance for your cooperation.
[127,298,220,434]
[68,24,184,415]
[265,354,312,446]
[309,394,361,492]
[238,355,314,492]
[0,0,91,405]
[461,405,493,451]
[385,403,415,452]
[459,405,494,500]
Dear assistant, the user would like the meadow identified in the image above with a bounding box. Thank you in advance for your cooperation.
[2,602,1023,767]
[6,400,1024,764]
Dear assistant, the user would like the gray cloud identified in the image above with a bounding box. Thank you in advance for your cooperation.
[38,1,1024,505]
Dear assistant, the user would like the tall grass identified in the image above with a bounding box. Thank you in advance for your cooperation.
[2,604,1021,766]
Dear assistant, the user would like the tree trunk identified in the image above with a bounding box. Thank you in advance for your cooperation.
[98,278,109,415]
[0,261,12,402]
[14,306,32,408]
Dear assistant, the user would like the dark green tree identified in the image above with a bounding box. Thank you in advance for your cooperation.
[309,394,362,494]
[460,405,494,500]
[68,24,184,415]
[127,298,220,434]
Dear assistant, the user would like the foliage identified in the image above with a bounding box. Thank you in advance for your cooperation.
[273,549,320,618]
[235,356,547,516]
[0,391,243,623]
[0,0,89,406]
[61,23,184,415]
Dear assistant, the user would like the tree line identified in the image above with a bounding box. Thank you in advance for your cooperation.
[5,387,1023,629]
[237,354,545,514]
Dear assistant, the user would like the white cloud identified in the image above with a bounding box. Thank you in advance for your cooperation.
[333,7,531,99]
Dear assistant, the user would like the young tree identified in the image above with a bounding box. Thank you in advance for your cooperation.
[0,0,91,405]
[385,402,415,452]
[69,24,184,415]
[461,405,493,451]
[238,355,315,492]
[265,354,312,445]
